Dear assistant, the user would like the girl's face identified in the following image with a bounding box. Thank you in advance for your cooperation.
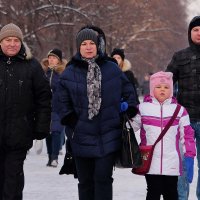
[153,83,171,103]
[80,40,97,59]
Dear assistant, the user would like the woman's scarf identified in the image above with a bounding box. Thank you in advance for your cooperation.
[82,57,102,120]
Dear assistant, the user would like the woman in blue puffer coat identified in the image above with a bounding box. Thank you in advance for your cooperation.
[57,25,138,200]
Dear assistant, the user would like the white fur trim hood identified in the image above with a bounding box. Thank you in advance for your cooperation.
[121,59,132,72]
[23,42,32,60]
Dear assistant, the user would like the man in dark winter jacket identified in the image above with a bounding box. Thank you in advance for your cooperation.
[0,23,51,200]
[166,16,200,200]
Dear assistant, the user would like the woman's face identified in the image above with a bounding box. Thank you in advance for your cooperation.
[80,40,97,59]
[48,55,60,68]
[112,54,123,68]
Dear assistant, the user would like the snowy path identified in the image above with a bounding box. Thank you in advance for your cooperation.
[23,143,197,200]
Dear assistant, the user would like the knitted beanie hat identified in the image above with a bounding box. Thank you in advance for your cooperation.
[111,48,125,60]
[189,16,200,32]
[0,23,23,41]
[48,48,62,61]
[76,28,98,51]
[150,71,173,98]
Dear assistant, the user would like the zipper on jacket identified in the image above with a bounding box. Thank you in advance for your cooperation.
[19,80,23,96]
[49,69,53,90]
[5,58,11,107]
[160,103,163,174]
[72,131,75,139]
[7,57,11,65]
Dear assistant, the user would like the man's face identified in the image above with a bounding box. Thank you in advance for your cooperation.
[191,26,200,45]
[0,37,21,57]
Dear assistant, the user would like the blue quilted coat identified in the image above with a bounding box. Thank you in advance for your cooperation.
[46,69,64,133]
[57,53,138,157]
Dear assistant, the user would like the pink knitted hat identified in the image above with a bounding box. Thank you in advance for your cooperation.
[150,71,173,97]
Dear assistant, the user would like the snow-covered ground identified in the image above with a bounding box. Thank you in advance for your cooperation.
[23,140,197,200]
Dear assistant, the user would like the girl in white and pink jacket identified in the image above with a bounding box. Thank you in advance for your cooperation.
[131,71,196,200]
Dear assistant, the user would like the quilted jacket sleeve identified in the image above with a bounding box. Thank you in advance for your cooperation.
[179,106,196,158]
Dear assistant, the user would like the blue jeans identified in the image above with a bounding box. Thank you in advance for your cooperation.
[46,131,61,160]
[60,128,65,150]
[178,158,189,200]
[178,121,200,200]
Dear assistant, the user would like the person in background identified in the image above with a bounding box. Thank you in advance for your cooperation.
[166,15,200,200]
[141,72,152,97]
[111,48,140,104]
[41,48,67,167]
[130,71,196,200]
[0,23,51,200]
[57,25,138,200]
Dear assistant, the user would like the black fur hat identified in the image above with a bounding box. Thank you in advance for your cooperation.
[111,48,125,60]
[189,16,200,32]
[48,48,62,61]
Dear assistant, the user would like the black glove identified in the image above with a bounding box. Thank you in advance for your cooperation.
[61,112,78,129]
[34,132,49,140]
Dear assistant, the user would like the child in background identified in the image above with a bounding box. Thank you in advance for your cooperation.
[130,71,196,200]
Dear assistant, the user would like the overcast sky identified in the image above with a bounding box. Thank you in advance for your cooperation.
[187,0,200,21]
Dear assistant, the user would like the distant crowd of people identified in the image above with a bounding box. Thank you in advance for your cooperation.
[0,15,200,200]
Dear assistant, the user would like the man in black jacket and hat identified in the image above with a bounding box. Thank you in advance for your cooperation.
[166,16,200,200]
[0,23,51,200]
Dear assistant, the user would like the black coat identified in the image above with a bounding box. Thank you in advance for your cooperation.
[0,44,51,150]
[166,16,200,121]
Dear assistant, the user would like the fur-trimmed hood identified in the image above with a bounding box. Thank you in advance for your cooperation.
[22,42,32,60]
[121,59,132,72]
[41,57,67,74]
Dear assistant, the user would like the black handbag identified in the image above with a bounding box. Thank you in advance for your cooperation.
[115,113,142,168]
[59,140,78,178]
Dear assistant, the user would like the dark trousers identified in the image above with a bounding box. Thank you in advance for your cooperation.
[74,152,116,200]
[145,174,178,200]
[0,146,27,200]
[46,131,61,160]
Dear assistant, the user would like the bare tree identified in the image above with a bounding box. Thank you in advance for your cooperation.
[0,0,188,82]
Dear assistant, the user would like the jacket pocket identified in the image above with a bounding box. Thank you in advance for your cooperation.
[6,116,33,149]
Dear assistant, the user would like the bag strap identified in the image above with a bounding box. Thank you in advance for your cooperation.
[153,104,181,147]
